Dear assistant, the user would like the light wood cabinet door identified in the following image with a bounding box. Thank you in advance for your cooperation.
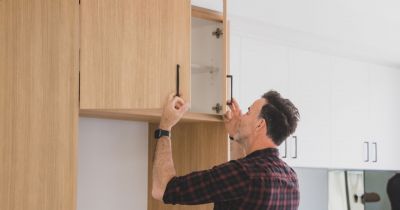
[148,123,228,210]
[80,0,191,110]
[0,0,79,210]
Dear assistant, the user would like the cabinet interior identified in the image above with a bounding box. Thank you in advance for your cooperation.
[190,17,224,115]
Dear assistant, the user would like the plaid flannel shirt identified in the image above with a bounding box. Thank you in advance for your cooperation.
[163,148,300,210]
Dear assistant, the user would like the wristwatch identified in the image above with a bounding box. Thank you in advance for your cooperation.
[154,129,170,139]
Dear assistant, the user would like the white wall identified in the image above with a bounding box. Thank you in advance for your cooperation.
[78,117,148,210]
[295,168,329,210]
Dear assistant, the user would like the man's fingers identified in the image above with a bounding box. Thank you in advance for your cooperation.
[232,98,240,111]
[172,97,185,109]
[178,102,190,114]
[228,100,236,112]
[231,99,243,116]
[223,110,232,121]
[168,93,175,101]
[228,98,241,113]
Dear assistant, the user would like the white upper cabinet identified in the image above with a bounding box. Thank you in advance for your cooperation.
[285,48,333,168]
[369,65,400,170]
[234,37,292,159]
[231,31,400,170]
[331,57,371,169]
[239,38,290,109]
[330,57,400,170]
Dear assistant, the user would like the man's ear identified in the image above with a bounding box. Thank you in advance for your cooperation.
[256,118,266,130]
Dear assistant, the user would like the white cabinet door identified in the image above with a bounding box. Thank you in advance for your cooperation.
[369,65,400,170]
[238,37,291,159]
[394,69,400,170]
[286,48,333,168]
[239,38,290,110]
[331,57,370,169]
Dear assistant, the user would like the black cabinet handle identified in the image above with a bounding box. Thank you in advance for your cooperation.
[176,64,180,97]
[226,75,233,105]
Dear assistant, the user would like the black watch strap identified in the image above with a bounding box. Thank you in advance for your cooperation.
[154,129,170,139]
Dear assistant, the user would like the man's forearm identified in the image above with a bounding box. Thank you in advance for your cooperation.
[152,136,176,201]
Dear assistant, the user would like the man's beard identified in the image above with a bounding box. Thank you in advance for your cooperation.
[235,132,249,150]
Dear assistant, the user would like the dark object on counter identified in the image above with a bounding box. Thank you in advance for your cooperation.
[361,192,381,204]
[387,173,400,210]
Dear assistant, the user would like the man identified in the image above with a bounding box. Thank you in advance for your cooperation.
[152,90,300,210]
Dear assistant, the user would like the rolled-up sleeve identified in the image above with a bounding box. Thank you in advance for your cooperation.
[162,160,250,205]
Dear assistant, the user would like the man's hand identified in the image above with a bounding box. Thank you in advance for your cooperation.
[224,98,242,137]
[159,93,190,131]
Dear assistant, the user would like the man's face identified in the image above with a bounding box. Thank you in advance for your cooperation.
[237,98,267,143]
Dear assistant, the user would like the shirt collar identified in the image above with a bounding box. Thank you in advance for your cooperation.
[246,147,279,158]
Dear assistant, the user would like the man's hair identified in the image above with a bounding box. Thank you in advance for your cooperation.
[259,90,300,146]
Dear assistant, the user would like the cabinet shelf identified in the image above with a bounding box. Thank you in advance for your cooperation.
[191,63,220,74]
[191,5,223,22]
[79,109,223,123]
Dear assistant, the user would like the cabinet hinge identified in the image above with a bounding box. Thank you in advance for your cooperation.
[212,103,223,114]
[212,28,223,39]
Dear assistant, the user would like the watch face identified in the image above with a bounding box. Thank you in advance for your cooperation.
[155,129,169,139]
[155,130,162,139]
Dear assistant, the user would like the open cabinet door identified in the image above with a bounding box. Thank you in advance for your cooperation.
[222,0,229,114]
[148,123,228,210]
[220,0,245,161]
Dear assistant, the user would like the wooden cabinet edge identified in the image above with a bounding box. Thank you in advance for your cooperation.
[221,0,229,114]
[79,109,223,123]
[192,5,223,22]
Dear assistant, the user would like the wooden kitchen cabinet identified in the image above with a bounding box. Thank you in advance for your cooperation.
[1,0,233,209]
[80,0,191,110]
[0,0,79,210]
[80,0,230,120]
[80,0,233,209]
[148,123,228,210]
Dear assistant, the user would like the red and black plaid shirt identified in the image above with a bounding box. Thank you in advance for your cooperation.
[163,148,300,210]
